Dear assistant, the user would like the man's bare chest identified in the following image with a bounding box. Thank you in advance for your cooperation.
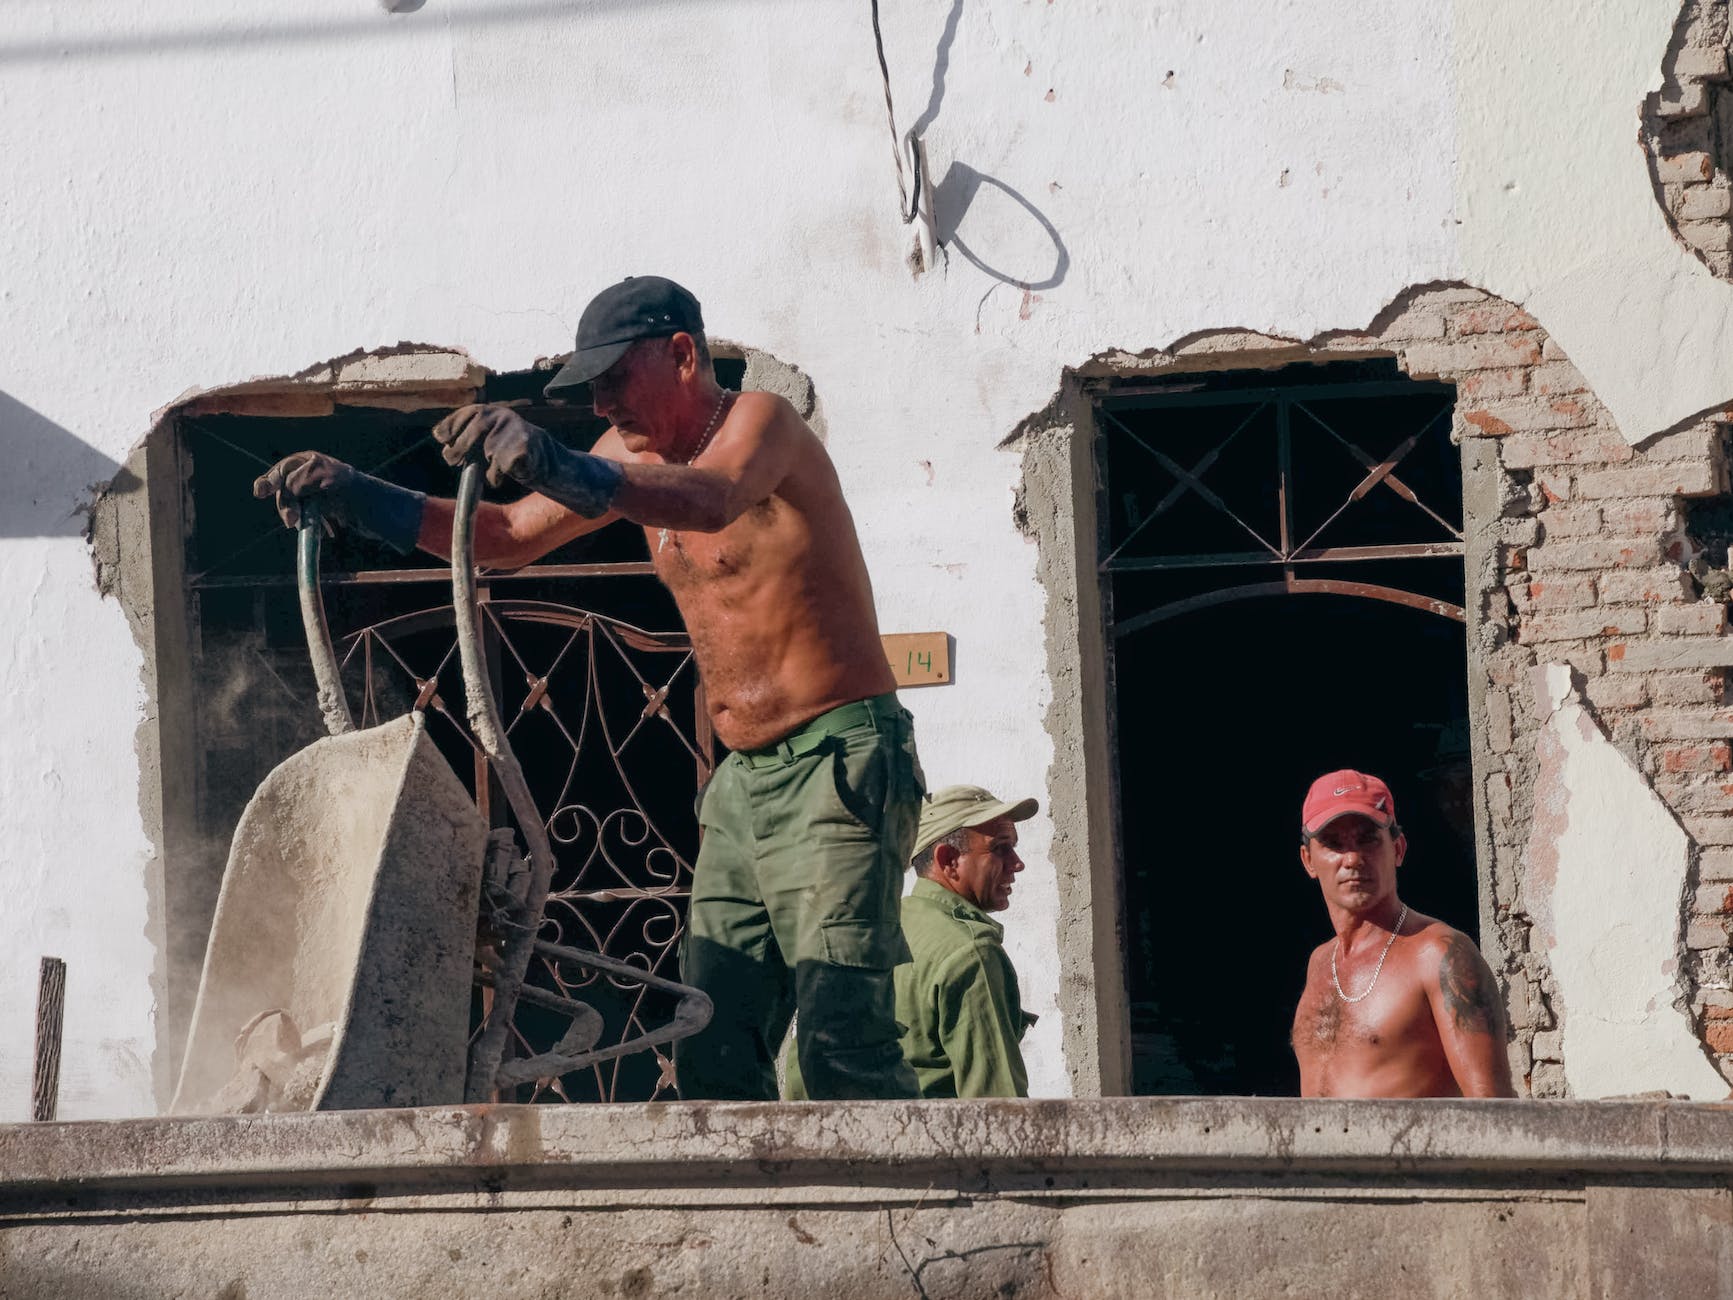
[1293,977,1432,1058]
[649,499,783,590]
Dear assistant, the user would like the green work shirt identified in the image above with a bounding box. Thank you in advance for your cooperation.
[896,878,1031,1099]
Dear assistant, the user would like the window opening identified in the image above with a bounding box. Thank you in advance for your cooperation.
[172,360,744,1101]
[1095,358,1474,1096]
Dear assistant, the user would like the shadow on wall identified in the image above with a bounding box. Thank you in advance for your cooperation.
[935,163,1069,292]
[906,0,1069,291]
[0,390,125,538]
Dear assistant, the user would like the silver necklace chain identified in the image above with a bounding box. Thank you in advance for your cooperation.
[672,388,731,466]
[1331,904,1408,1004]
[658,389,732,554]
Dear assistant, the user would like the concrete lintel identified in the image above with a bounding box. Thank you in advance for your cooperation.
[333,350,486,391]
[6,1099,1733,1201]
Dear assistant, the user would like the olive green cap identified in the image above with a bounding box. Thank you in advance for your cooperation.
[913,784,1039,859]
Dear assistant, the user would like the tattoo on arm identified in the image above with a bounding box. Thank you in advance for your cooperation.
[1439,933,1504,1036]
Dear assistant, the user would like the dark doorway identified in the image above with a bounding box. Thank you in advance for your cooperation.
[1094,358,1475,1096]
[1116,597,1473,1094]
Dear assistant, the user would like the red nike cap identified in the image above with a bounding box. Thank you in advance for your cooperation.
[1302,769,1396,835]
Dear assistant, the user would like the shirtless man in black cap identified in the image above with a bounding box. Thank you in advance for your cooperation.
[254,277,922,1102]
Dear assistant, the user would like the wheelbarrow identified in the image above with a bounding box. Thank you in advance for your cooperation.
[170,460,711,1113]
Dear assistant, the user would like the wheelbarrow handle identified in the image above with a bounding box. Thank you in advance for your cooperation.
[296,507,355,737]
[451,460,713,1100]
[452,461,564,1102]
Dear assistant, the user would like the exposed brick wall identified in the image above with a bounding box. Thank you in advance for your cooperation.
[1114,284,1733,1096]
[1648,1,1733,277]
[1392,290,1731,1095]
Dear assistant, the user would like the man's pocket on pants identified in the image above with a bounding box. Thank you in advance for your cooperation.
[818,918,912,969]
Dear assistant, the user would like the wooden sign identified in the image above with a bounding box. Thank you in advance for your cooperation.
[883,632,951,688]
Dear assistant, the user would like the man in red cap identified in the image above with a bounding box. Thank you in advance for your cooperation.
[253,276,922,1101]
[1290,770,1515,1098]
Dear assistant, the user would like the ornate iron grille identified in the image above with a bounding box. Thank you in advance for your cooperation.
[178,394,720,1104]
[334,597,711,1102]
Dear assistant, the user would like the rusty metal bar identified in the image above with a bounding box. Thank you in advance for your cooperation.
[1093,378,1454,407]
[1298,403,1463,541]
[1097,404,1282,564]
[1112,579,1466,638]
[1104,541,1464,572]
[1144,400,1271,525]
[485,940,712,1089]
[193,561,658,590]
[32,957,65,1123]
[1276,398,1295,581]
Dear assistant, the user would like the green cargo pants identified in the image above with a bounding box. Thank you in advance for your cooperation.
[674,694,923,1101]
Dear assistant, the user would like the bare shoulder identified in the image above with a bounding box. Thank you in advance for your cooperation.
[587,426,635,464]
[1404,914,1482,968]
[732,389,810,437]
[729,391,840,499]
[1410,918,1505,1034]
[1402,911,1455,958]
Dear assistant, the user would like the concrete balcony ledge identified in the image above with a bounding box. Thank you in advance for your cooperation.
[5,1097,1733,1195]
[4,1099,1732,1299]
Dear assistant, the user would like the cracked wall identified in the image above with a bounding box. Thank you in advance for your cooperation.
[1025,284,1733,1098]
[1646,1,1733,278]
[13,0,1733,1113]
[1526,664,1728,1097]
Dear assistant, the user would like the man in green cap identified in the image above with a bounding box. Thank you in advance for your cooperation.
[786,783,1039,1099]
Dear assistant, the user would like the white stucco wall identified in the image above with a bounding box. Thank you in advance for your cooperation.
[2,0,1728,1117]
[1524,666,1727,1099]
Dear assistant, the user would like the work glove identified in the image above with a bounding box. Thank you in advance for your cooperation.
[251,451,427,555]
[432,404,622,518]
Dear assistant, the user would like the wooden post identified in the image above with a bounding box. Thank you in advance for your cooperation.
[32,957,66,1122]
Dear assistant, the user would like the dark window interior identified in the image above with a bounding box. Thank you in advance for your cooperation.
[1097,359,1476,1096]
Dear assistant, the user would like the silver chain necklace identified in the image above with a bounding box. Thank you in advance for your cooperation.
[658,389,732,554]
[1331,904,1408,1004]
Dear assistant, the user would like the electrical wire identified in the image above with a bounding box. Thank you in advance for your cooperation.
[870,0,923,225]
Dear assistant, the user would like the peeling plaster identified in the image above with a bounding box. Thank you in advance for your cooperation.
[1455,0,1733,440]
[1524,663,1728,1098]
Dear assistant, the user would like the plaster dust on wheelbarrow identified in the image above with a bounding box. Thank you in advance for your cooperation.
[170,465,711,1115]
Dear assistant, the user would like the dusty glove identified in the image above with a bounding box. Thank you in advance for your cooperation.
[432,404,622,518]
[251,451,426,554]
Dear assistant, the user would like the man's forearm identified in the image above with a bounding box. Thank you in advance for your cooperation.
[525,437,627,520]
[609,462,737,533]
[417,497,538,569]
[506,438,734,533]
[1450,1040,1518,1097]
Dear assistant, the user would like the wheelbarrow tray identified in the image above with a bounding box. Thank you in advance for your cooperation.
[170,712,488,1113]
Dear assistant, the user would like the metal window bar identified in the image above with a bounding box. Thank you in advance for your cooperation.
[1098,381,1461,576]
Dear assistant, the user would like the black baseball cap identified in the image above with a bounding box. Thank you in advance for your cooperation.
[544,276,704,396]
